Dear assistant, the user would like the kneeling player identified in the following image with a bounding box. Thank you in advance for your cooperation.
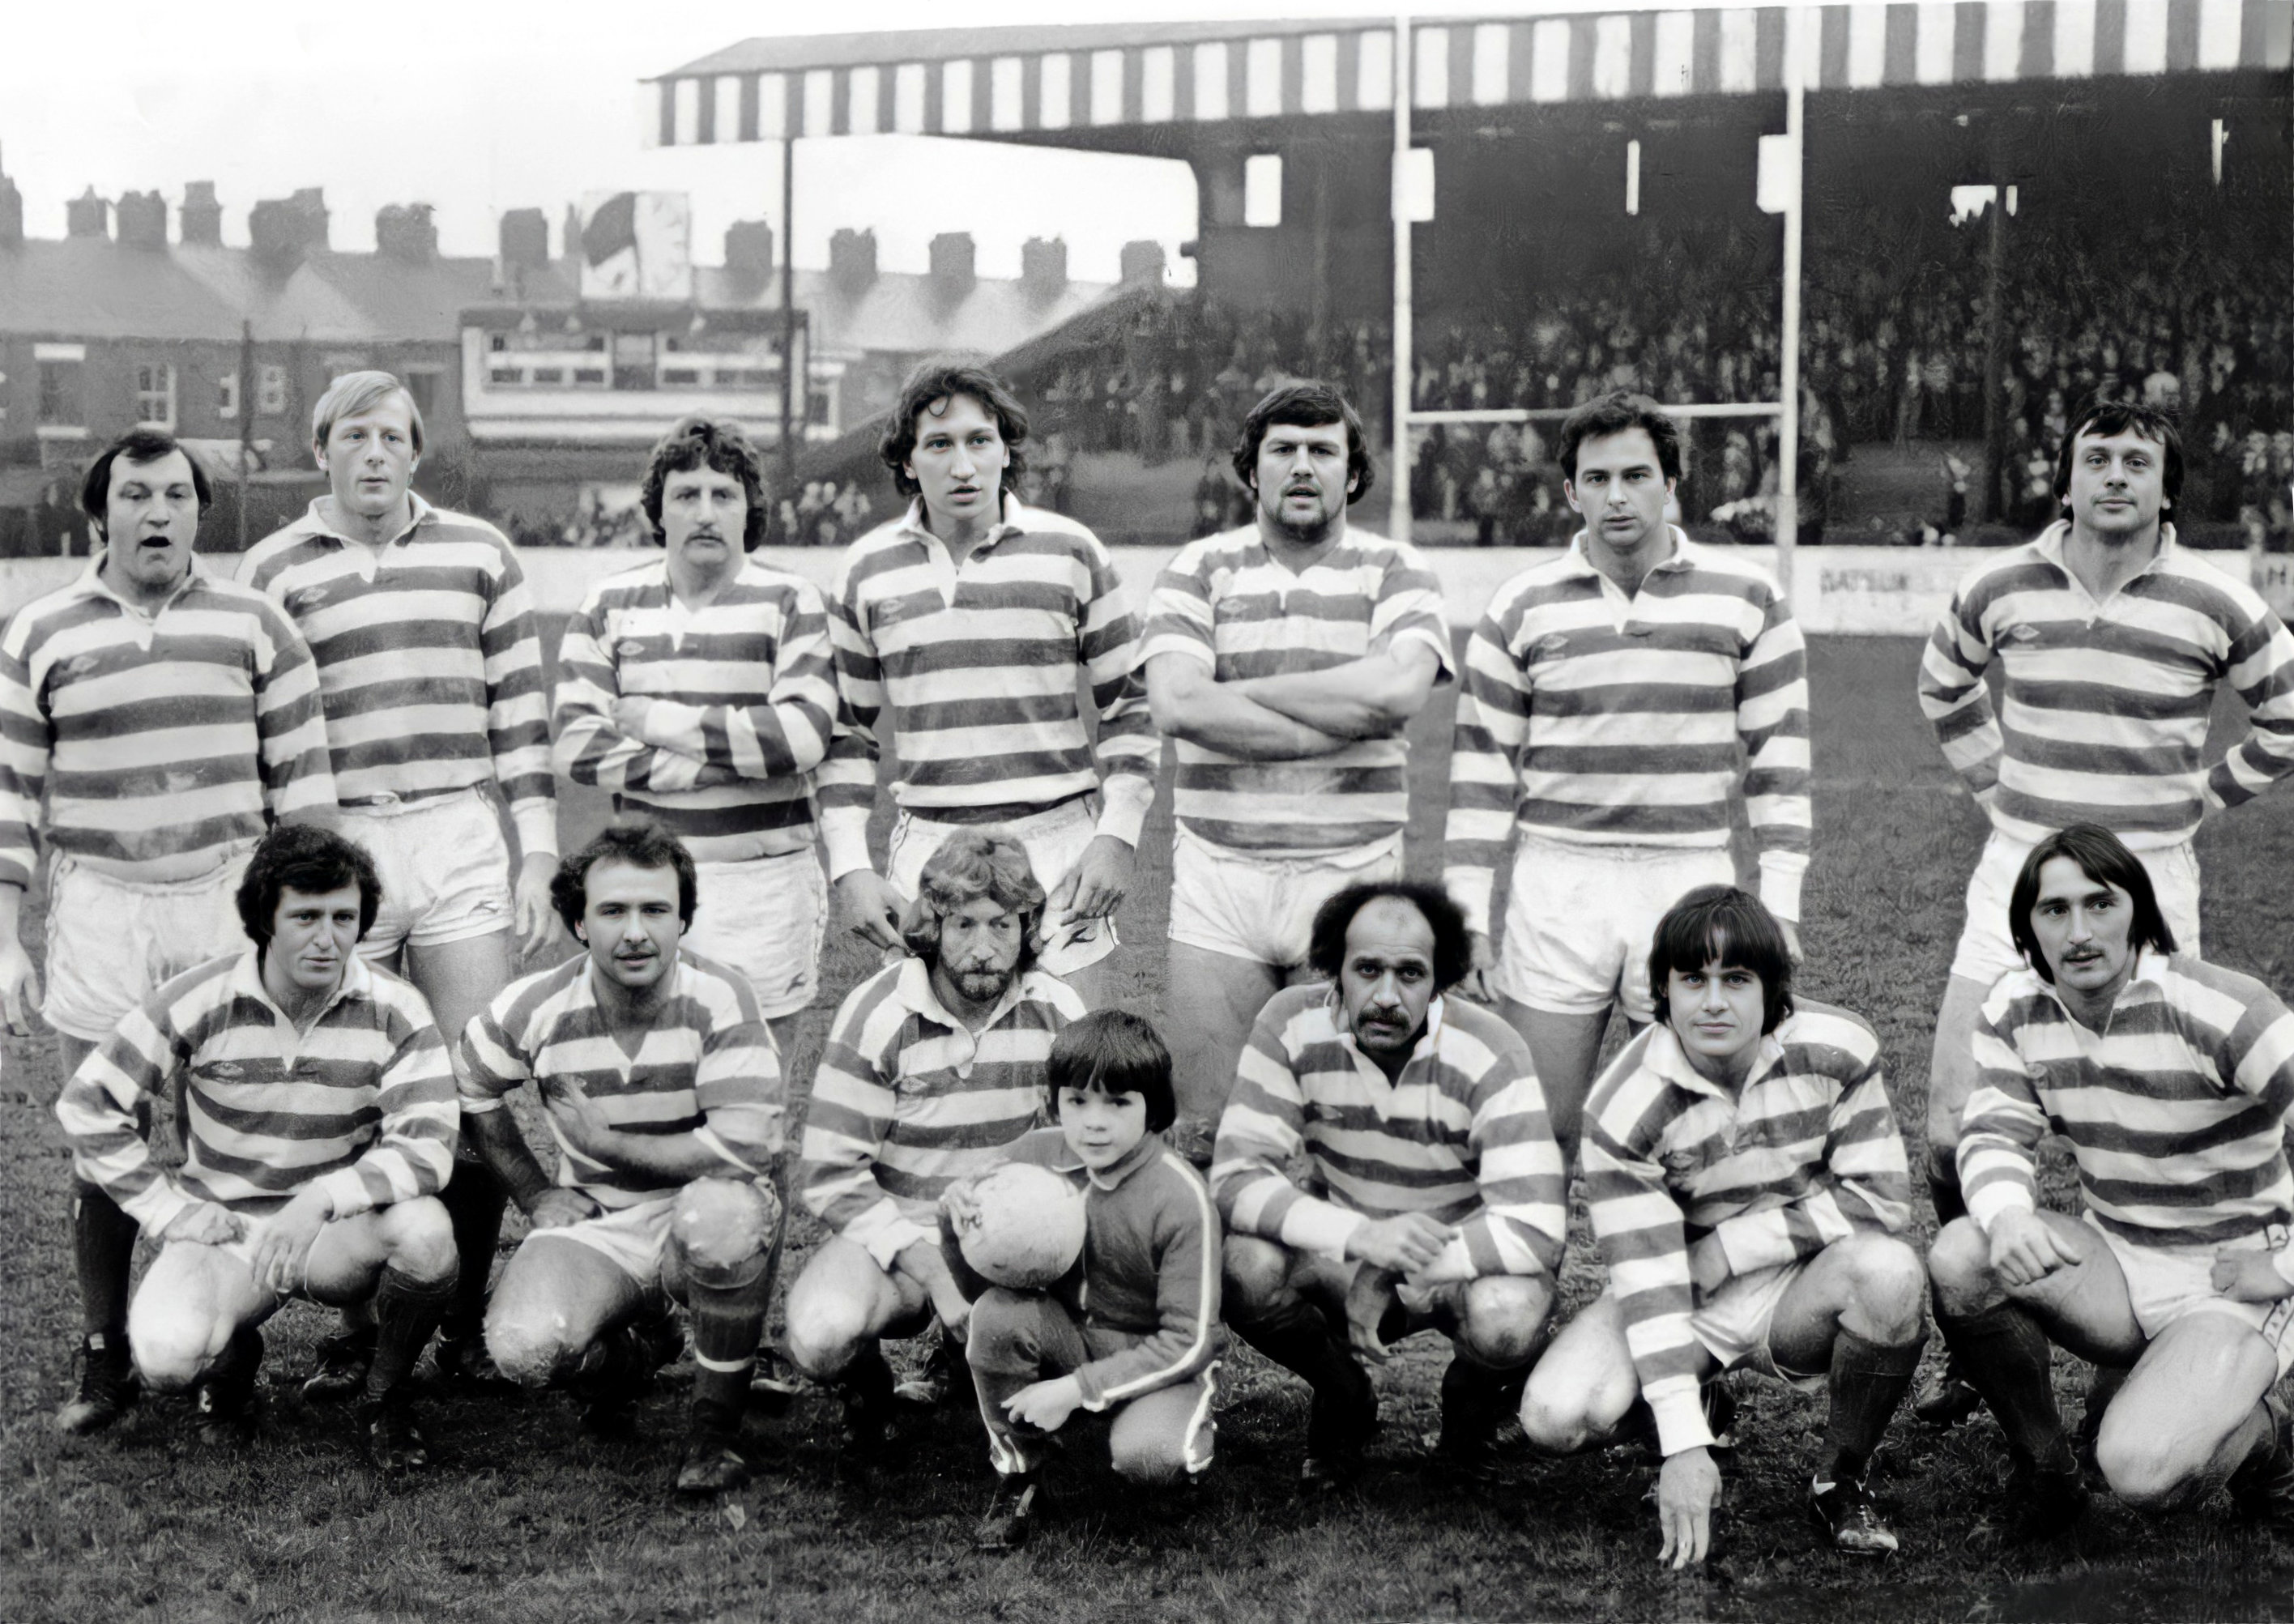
[947,1011,1222,1549]
[1929,825,2294,1536]
[53,824,459,1468]
[1213,880,1564,1491]
[459,820,782,1495]
[1522,886,1925,1564]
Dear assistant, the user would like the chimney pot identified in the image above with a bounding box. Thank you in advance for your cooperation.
[117,190,168,249]
[724,219,774,276]
[1119,239,1166,287]
[66,187,110,240]
[829,227,877,291]
[499,207,549,272]
[1021,236,1068,295]
[179,181,223,247]
[927,231,975,292]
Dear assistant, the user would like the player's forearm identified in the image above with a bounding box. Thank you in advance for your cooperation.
[464,1108,556,1212]
[1158,688,1355,759]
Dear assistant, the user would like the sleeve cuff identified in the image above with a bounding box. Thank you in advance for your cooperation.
[510,800,559,863]
[1277,1197,1367,1263]
[122,1179,194,1238]
[1413,1233,1479,1286]
[1756,852,1806,923]
[821,815,876,883]
[1969,1184,2036,1234]
[1445,868,1497,942]
[1650,1383,1717,1456]
[848,1208,933,1272]
[1094,777,1154,848]
[317,1166,375,1219]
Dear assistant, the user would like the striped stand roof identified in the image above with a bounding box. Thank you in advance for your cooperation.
[645,2,2292,147]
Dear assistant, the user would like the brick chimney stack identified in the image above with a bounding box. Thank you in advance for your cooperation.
[1021,237,1068,296]
[376,202,437,263]
[927,231,975,295]
[66,187,110,239]
[829,228,877,292]
[179,181,223,246]
[117,190,168,249]
[724,219,774,277]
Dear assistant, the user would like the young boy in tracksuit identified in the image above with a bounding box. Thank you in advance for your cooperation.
[940,1010,1223,1550]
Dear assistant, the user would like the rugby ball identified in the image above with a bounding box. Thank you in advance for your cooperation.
[957,1163,1086,1289]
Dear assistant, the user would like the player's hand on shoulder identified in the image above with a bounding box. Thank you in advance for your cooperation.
[164,1200,246,1247]
[837,870,906,953]
[2212,1246,2294,1302]
[1656,1447,1722,1570]
[528,1187,601,1230]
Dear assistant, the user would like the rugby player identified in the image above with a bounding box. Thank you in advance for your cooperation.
[1927,825,2294,1534]
[1146,382,1451,1145]
[1445,390,1811,1164]
[555,416,839,1058]
[52,824,458,1468]
[1213,880,1563,1490]
[242,370,560,1396]
[0,428,337,1433]
[459,820,782,1495]
[785,829,1086,1451]
[1524,886,1922,1565]
[1915,399,2294,1423]
[819,361,1155,1009]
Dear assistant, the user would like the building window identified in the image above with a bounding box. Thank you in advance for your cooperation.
[808,390,834,425]
[218,372,241,421]
[135,363,177,429]
[257,364,288,416]
[405,370,440,418]
[1243,154,1283,227]
[38,360,83,426]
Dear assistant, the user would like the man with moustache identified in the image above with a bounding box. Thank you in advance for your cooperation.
[243,370,561,1394]
[0,428,337,1433]
[1145,383,1452,1147]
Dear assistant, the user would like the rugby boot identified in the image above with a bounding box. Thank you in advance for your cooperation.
[1299,1352,1378,1495]
[974,1472,1040,1552]
[428,1328,515,1395]
[1911,1354,1984,1430]
[574,1311,683,1437]
[56,1331,139,1435]
[675,1400,754,1497]
[194,1328,263,1450]
[2228,1396,2294,1528]
[2006,1452,2088,1541]
[2072,1365,2128,1475]
[892,1337,961,1409]
[1431,1356,1516,1485]
[356,1393,434,1473]
[300,1327,377,1404]
[838,1343,904,1460]
[1809,1471,1899,1555]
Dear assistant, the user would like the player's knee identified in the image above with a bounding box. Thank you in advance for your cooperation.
[1456,1276,1554,1370]
[128,1306,220,1393]
[2095,1422,2205,1511]
[963,1287,1034,1366]
[385,1198,459,1285]
[783,1268,874,1379]
[1840,1234,1927,1339]
[1111,1428,1190,1487]
[484,1301,578,1388]
[1518,1370,1605,1456]
[1925,1217,1996,1313]
[667,1179,775,1289]
[1221,1236,1292,1323]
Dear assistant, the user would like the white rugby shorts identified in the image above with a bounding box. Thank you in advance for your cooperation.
[1166,826,1405,970]
[1494,837,1737,1023]
[2084,1214,2294,1379]
[1949,829,2200,987]
[1597,1256,1825,1391]
[684,849,829,1020]
[886,795,1115,975]
[342,788,516,959]
[518,1192,678,1286]
[44,846,253,1042]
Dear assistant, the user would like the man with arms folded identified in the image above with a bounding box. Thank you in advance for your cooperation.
[786,829,1085,1453]
[0,428,336,1433]
[459,820,782,1496]
[1146,382,1451,1146]
[1446,390,1810,1164]
[820,362,1154,1008]
[1915,399,2294,1423]
[1214,880,1563,1491]
[555,415,839,1059]
[53,824,458,1468]
[1927,825,2294,1536]
[1524,885,1924,1565]
[242,369,562,1395]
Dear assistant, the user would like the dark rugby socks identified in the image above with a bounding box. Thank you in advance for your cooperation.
[365,1266,457,1402]
[1938,1299,2072,1470]
[73,1181,139,1339]
[1821,1327,1926,1484]
[437,1158,509,1342]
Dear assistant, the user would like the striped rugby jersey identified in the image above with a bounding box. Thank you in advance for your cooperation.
[553,554,840,862]
[241,496,558,859]
[817,498,1156,880]
[1584,1002,1911,1456]
[55,949,456,1235]
[0,557,335,889]
[1145,525,1453,854]
[1211,987,1566,1284]
[799,955,1085,1268]
[1444,530,1812,935]
[1960,949,2294,1247]
[1919,521,2294,849]
[458,950,780,1209]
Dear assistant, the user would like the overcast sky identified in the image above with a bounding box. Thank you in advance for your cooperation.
[1,0,1633,285]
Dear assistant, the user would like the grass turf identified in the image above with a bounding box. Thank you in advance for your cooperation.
[3,633,2292,1622]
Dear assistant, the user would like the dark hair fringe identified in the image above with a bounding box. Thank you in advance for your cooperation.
[81,428,214,533]
[551,817,699,938]
[1557,390,1685,484]
[878,360,1030,503]
[1047,1010,1177,1134]
[1646,884,1795,1034]
[2052,396,2185,515]
[1230,380,1375,506]
[639,416,771,552]
[235,823,383,954]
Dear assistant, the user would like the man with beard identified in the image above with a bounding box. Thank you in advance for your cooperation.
[786,829,1086,1452]
[1213,880,1564,1490]
[1145,383,1451,1149]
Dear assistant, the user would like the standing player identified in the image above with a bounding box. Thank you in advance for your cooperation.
[1929,826,2294,1535]
[242,370,560,1390]
[1524,886,1924,1564]
[52,824,459,1468]
[1445,390,1811,1162]
[785,830,1086,1450]
[1145,382,1451,1140]
[554,416,840,1056]
[819,362,1155,1008]
[1214,880,1563,1490]
[459,821,782,1495]
[0,428,337,1433]
[1916,399,2294,1422]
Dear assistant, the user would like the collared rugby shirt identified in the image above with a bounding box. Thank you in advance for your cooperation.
[1584,1003,1910,1456]
[55,949,455,1235]
[241,495,557,859]
[817,497,1156,880]
[1145,525,1452,855]
[799,956,1085,1268]
[1211,987,1565,1284]
[554,555,840,862]
[1961,949,2294,1247]
[458,951,780,1209]
[0,557,335,889]
[1919,520,2294,849]
[1444,529,1812,935]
